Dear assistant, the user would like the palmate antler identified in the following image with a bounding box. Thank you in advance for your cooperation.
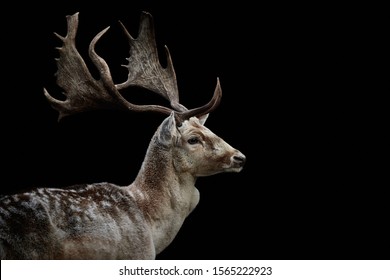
[44,12,222,123]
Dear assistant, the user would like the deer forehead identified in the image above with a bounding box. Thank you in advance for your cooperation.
[176,118,230,152]
[178,118,215,138]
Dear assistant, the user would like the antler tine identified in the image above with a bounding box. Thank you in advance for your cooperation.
[44,12,222,123]
[116,11,186,112]
[44,12,174,121]
[177,78,222,122]
[116,11,222,122]
[88,24,173,116]
[44,13,119,121]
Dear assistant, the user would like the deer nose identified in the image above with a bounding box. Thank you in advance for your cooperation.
[232,152,246,167]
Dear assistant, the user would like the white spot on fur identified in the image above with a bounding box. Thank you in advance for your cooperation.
[101,200,112,208]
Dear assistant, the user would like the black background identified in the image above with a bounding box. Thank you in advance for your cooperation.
[1,1,387,260]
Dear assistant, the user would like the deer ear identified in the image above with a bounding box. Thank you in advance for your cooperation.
[157,112,177,146]
[197,114,209,125]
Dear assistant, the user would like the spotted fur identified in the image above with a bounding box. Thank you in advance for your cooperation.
[0,114,245,259]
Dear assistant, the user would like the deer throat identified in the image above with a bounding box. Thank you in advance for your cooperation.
[131,145,200,254]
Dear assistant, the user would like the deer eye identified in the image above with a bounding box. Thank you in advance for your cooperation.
[187,137,200,145]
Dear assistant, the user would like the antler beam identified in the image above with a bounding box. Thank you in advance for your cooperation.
[44,12,222,123]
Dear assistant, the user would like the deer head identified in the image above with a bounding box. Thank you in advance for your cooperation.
[0,11,245,260]
[44,11,245,178]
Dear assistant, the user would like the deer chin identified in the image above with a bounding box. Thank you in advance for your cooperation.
[234,166,245,173]
[223,166,244,173]
[200,163,244,175]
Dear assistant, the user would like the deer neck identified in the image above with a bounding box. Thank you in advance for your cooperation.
[128,139,200,254]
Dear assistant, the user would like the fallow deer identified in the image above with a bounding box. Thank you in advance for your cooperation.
[0,12,245,259]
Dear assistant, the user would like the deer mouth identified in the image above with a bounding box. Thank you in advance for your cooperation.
[223,155,246,173]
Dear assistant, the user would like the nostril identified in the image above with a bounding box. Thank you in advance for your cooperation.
[233,155,246,165]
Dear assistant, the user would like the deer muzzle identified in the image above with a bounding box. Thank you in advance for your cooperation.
[230,150,246,171]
